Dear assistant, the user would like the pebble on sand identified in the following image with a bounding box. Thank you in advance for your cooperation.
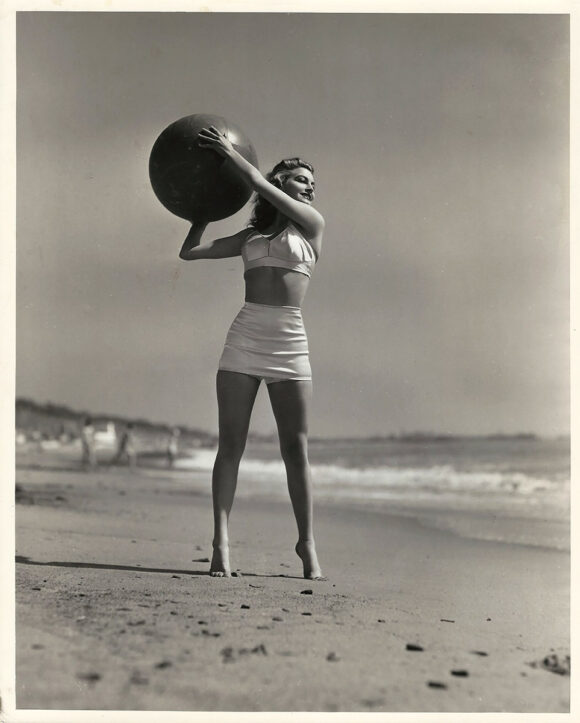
[301,589,313,595]
[406,644,424,652]
[427,681,447,690]
[155,660,173,669]
[77,672,101,683]
[326,652,340,662]
[451,669,469,677]
[241,604,250,609]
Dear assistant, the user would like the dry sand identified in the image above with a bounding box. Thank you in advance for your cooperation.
[11,453,570,715]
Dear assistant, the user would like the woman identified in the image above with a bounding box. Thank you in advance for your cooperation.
[179,126,324,580]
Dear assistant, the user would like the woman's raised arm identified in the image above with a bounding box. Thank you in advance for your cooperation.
[197,127,325,240]
[179,226,247,261]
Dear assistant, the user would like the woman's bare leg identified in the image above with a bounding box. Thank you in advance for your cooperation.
[267,380,323,580]
[211,370,260,577]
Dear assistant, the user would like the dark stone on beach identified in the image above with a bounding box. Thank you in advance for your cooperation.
[427,681,447,689]
[231,571,242,577]
[471,650,488,656]
[272,616,283,621]
[31,587,42,591]
[77,672,101,683]
[486,617,492,621]
[301,589,313,595]
[378,619,385,623]
[528,654,571,676]
[241,604,250,609]
[155,660,172,669]
[301,612,312,616]
[172,575,181,579]
[282,608,290,612]
[451,669,469,677]
[440,619,455,623]
[326,652,340,662]
[406,644,424,652]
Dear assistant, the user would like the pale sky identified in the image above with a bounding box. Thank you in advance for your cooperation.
[15,11,569,437]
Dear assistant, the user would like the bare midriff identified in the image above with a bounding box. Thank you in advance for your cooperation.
[244,267,310,308]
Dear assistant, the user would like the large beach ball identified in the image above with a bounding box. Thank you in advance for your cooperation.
[149,114,259,223]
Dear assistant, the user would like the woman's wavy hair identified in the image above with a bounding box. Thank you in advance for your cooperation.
[248,158,314,232]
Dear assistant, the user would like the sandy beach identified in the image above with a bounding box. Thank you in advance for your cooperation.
[12,450,570,715]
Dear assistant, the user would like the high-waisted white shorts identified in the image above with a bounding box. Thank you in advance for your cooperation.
[218,302,311,384]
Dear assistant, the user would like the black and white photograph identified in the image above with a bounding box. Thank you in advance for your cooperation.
[1,2,573,719]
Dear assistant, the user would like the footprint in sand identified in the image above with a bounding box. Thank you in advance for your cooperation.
[220,644,267,663]
[130,671,149,685]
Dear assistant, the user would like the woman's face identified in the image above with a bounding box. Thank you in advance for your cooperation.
[281,168,316,204]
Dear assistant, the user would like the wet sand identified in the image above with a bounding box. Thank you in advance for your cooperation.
[13,457,570,713]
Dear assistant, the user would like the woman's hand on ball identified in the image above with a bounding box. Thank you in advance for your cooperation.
[197,126,234,157]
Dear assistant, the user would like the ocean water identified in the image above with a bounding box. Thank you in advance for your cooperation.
[174,437,571,550]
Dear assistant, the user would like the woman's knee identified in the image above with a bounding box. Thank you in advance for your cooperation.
[279,432,309,466]
[217,431,247,463]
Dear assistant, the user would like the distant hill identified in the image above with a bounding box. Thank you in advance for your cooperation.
[15,397,217,446]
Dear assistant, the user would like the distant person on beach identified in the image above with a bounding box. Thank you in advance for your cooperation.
[179,126,324,580]
[112,423,137,469]
[166,427,181,468]
[80,417,96,470]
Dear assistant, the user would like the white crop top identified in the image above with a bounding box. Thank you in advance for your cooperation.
[242,223,317,278]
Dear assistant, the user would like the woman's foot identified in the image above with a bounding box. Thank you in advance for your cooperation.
[210,542,231,577]
[295,539,324,580]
